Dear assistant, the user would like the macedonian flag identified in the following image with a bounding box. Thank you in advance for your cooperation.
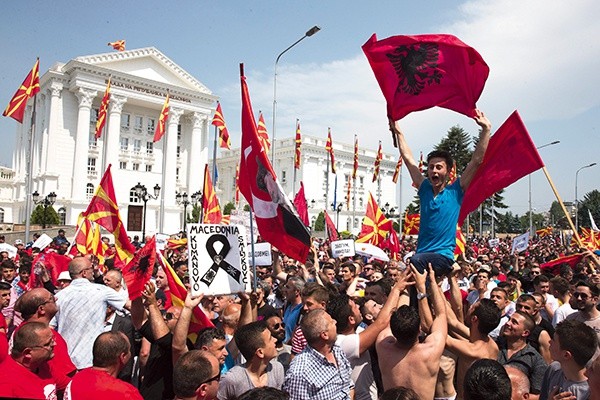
[3,59,40,123]
[403,213,420,235]
[202,164,222,224]
[212,102,231,150]
[356,193,393,246]
[257,112,271,153]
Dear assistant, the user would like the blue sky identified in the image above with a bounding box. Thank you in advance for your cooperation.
[1,0,598,219]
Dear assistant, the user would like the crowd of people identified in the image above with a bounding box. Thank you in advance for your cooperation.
[0,226,599,400]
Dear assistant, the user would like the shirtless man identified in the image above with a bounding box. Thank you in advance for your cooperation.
[446,298,501,399]
[376,265,447,400]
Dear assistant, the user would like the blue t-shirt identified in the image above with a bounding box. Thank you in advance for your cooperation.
[416,178,464,260]
[283,303,303,343]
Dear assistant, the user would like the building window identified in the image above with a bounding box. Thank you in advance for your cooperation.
[120,137,129,151]
[133,139,141,153]
[132,163,140,171]
[177,124,182,139]
[58,207,66,225]
[176,146,181,159]
[121,113,130,129]
[146,164,152,172]
[90,108,99,123]
[87,158,96,173]
[134,116,143,133]
[130,188,140,203]
[120,161,127,170]
[88,132,97,148]
[147,118,155,135]
[0,208,4,224]
[359,176,364,188]
[281,170,287,184]
[146,142,153,154]
[86,183,94,200]
[359,197,363,208]
[176,168,180,181]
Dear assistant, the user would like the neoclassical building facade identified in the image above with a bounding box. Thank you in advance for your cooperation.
[7,47,216,235]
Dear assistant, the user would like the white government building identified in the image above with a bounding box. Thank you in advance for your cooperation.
[2,47,402,237]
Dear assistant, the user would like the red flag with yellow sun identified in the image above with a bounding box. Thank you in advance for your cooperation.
[356,193,393,246]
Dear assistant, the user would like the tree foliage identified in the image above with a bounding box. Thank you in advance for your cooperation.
[434,125,473,172]
[223,202,235,215]
[578,190,600,228]
[31,205,60,227]
[314,211,325,231]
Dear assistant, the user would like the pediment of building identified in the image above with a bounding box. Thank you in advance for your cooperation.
[74,47,211,94]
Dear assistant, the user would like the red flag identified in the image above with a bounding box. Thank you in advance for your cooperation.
[293,182,310,226]
[536,227,553,237]
[108,40,126,51]
[541,253,585,275]
[454,224,466,258]
[324,210,339,242]
[356,193,393,246]
[257,112,271,153]
[403,213,420,235]
[83,165,136,263]
[3,59,40,123]
[238,65,311,262]
[419,152,426,173]
[72,214,106,263]
[29,250,71,289]
[381,229,401,260]
[372,142,382,182]
[158,253,214,340]
[448,161,457,184]
[458,111,545,224]
[346,175,352,211]
[95,77,111,139]
[326,128,336,174]
[122,236,156,300]
[234,164,240,205]
[202,164,222,224]
[212,102,231,150]
[153,93,169,142]
[392,157,403,184]
[353,135,359,179]
[362,33,489,120]
[294,120,302,170]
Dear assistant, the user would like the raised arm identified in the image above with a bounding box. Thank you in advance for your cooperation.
[389,119,425,189]
[358,267,414,355]
[427,266,448,343]
[142,282,170,341]
[411,264,433,333]
[460,110,491,191]
[172,290,202,365]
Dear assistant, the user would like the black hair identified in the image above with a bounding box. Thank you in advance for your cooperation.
[390,306,420,346]
[234,321,269,360]
[555,319,598,367]
[326,293,353,333]
[464,359,511,400]
[472,298,501,335]
[427,150,453,172]
[194,327,226,349]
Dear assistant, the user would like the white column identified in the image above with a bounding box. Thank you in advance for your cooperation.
[161,107,183,232]
[104,95,127,172]
[44,82,63,174]
[188,112,206,193]
[72,88,97,200]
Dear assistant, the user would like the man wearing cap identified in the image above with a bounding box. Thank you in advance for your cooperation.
[53,229,68,246]
[56,271,71,291]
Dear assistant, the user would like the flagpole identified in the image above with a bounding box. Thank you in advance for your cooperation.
[352,177,357,233]
[249,209,257,291]
[212,125,218,184]
[325,147,330,216]
[24,89,38,243]
[199,166,206,223]
[66,216,86,254]
[542,166,583,247]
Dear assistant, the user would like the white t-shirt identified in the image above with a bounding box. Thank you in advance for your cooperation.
[336,333,377,400]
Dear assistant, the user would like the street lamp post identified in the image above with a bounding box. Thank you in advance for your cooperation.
[529,140,560,234]
[331,202,343,231]
[32,191,57,229]
[383,202,399,232]
[134,183,161,242]
[176,191,201,233]
[575,163,597,232]
[271,25,320,163]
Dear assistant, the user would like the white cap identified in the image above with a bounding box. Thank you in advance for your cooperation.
[57,271,71,281]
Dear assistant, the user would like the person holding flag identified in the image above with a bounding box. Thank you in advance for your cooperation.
[389,110,491,276]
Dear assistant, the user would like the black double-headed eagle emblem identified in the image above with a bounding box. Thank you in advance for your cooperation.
[386,43,442,95]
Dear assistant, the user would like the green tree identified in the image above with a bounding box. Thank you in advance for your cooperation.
[189,204,200,223]
[548,201,570,229]
[243,204,250,212]
[578,190,600,229]
[434,125,473,172]
[31,205,60,228]
[223,202,235,215]
[314,211,325,231]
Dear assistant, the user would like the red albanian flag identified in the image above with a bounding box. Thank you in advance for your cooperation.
[122,236,156,300]
[362,33,489,120]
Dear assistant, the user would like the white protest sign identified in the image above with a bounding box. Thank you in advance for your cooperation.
[155,233,170,251]
[33,233,53,251]
[251,242,272,266]
[488,238,500,248]
[512,231,530,254]
[331,239,356,258]
[187,224,251,296]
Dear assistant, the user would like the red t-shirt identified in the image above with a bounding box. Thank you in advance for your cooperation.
[64,368,143,400]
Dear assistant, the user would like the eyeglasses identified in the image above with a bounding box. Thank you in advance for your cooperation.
[164,312,178,321]
[201,372,221,385]
[573,292,590,300]
[31,338,55,351]
[39,297,55,306]
[271,322,285,330]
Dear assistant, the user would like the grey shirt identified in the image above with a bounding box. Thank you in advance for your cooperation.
[540,361,589,400]
[217,360,285,400]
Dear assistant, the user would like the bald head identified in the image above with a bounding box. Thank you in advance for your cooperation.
[69,256,93,281]
[15,288,56,321]
[222,303,241,328]
[505,366,530,400]
[103,269,123,291]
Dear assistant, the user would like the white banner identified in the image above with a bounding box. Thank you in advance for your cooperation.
[511,231,530,254]
[155,233,170,251]
[251,242,272,266]
[187,224,251,296]
[32,233,53,251]
[331,239,356,258]
[488,238,500,248]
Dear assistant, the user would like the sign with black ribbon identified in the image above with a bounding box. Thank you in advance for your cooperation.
[187,224,251,296]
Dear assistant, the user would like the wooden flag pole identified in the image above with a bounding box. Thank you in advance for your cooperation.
[541,166,583,247]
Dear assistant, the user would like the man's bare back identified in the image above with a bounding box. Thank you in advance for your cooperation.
[377,331,443,400]
[447,336,498,399]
